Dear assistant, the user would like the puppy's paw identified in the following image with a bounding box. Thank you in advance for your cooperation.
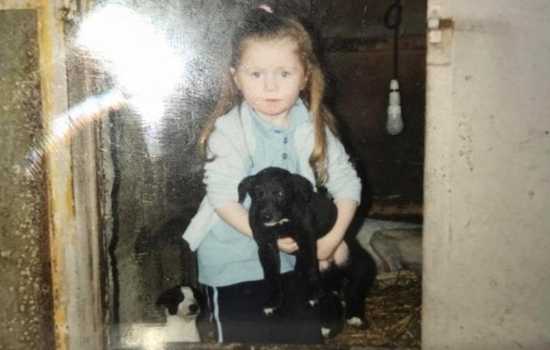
[307,298,319,307]
[321,327,331,338]
[346,316,364,327]
[306,286,323,308]
[263,306,277,316]
[263,294,282,316]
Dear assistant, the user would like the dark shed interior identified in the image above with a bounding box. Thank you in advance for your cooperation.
[103,0,426,347]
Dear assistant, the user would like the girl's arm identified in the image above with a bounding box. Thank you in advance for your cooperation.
[317,128,362,260]
[316,198,358,260]
[215,201,253,236]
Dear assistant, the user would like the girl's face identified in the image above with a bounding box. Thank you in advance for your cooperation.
[231,38,307,124]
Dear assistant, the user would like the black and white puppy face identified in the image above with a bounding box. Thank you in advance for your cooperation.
[156,286,201,320]
[238,167,313,228]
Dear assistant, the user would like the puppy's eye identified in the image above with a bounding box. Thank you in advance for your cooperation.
[276,190,284,198]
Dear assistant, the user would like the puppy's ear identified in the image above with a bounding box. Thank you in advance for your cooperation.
[191,287,203,304]
[191,286,204,306]
[291,174,314,203]
[156,287,181,315]
[238,175,255,203]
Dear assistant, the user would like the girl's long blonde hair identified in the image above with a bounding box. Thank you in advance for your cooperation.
[199,8,337,185]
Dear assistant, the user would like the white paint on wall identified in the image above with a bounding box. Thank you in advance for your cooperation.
[423,1,550,349]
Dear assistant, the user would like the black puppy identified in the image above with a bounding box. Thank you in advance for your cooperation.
[238,167,376,326]
[239,167,335,315]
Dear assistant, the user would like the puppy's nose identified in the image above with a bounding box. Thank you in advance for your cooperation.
[261,212,273,222]
[189,304,199,313]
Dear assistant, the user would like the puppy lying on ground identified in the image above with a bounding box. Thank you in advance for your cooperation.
[238,166,377,332]
[155,286,202,343]
[117,286,202,349]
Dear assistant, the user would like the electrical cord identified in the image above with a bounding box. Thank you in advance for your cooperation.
[384,0,402,79]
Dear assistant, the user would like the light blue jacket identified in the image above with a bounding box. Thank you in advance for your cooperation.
[183,101,362,252]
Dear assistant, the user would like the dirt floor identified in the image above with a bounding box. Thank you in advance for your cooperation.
[326,270,422,349]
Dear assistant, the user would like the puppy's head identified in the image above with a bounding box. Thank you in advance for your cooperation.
[156,286,201,320]
[238,167,314,228]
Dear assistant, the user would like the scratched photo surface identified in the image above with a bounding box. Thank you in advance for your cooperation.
[0,1,427,349]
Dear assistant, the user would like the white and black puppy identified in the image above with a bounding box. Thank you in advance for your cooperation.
[155,286,202,343]
[117,286,202,349]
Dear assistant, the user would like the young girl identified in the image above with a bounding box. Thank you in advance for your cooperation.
[183,5,362,344]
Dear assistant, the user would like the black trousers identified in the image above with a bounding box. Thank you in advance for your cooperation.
[204,272,322,344]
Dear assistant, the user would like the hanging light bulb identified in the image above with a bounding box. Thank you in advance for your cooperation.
[386,78,404,135]
[384,0,404,135]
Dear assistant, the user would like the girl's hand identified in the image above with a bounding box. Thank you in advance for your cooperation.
[277,236,299,254]
[316,199,358,260]
[316,234,340,260]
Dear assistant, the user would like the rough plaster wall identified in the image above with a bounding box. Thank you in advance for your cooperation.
[423,1,550,349]
[0,10,55,350]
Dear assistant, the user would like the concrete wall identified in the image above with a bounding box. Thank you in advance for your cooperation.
[0,9,55,350]
[423,1,550,349]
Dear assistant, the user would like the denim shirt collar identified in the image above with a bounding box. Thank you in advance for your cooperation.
[244,98,309,138]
